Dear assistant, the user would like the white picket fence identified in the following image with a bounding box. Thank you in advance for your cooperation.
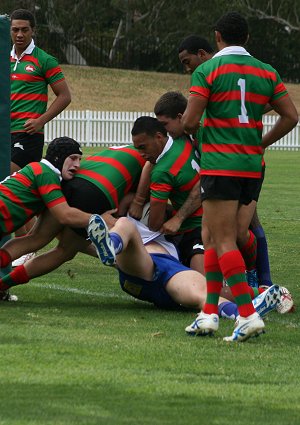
[45,110,300,150]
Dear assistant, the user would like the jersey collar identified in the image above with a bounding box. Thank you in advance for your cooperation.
[213,46,251,58]
[11,39,35,59]
[41,159,62,180]
[11,39,35,71]
[156,136,173,163]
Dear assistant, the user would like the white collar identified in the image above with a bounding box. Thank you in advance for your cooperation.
[11,39,35,71]
[41,159,62,181]
[213,46,251,58]
[11,39,35,59]
[156,136,173,163]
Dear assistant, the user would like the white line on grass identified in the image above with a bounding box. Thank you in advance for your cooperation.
[30,282,129,300]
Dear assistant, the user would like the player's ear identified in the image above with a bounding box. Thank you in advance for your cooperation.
[215,30,222,43]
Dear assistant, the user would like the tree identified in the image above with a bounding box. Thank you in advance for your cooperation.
[240,0,300,32]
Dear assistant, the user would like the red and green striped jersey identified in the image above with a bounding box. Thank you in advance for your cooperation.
[190,47,287,178]
[150,137,202,233]
[10,44,65,133]
[0,161,66,235]
[75,146,146,208]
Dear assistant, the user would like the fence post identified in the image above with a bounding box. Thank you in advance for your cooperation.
[85,110,91,147]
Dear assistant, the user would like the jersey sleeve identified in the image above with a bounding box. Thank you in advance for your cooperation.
[190,66,211,98]
[34,170,67,208]
[150,169,174,203]
[270,70,288,102]
[43,54,65,86]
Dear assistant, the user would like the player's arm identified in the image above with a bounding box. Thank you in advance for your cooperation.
[148,199,167,232]
[161,180,201,235]
[128,161,153,219]
[24,80,71,134]
[263,103,273,114]
[48,201,91,228]
[182,95,208,134]
[262,95,298,149]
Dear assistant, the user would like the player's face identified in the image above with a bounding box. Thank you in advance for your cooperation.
[11,19,34,53]
[61,154,82,180]
[132,133,163,164]
[156,114,184,139]
[179,50,201,74]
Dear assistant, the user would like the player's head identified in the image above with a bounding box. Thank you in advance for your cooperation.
[214,12,249,46]
[178,35,214,73]
[45,137,83,179]
[10,9,36,52]
[154,92,187,139]
[131,116,168,164]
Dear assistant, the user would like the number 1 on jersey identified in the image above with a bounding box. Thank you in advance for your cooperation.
[237,78,249,124]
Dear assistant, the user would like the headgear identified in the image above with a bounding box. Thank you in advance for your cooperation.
[45,137,82,171]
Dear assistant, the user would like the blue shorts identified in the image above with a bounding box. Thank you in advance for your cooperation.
[118,253,190,309]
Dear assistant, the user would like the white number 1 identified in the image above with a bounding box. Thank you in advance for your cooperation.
[237,78,249,124]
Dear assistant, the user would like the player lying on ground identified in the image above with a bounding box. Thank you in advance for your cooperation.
[87,212,293,325]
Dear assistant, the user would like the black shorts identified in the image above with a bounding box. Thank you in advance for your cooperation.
[200,175,262,205]
[61,178,112,237]
[167,227,204,267]
[11,132,44,168]
[256,164,266,200]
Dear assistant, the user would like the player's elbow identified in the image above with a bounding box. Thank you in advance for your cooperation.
[63,92,72,108]
[291,113,299,128]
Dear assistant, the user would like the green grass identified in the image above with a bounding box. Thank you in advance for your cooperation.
[0,150,299,425]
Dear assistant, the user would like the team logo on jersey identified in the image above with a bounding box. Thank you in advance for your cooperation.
[25,65,35,72]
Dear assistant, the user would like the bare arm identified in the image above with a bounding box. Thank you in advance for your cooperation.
[128,161,153,219]
[23,80,71,134]
[49,202,91,227]
[161,180,201,235]
[148,199,167,232]
[182,95,208,134]
[262,95,298,149]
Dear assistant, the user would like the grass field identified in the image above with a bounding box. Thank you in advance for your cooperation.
[0,149,299,425]
[49,65,300,113]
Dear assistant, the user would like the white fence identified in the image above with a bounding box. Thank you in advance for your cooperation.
[45,110,300,150]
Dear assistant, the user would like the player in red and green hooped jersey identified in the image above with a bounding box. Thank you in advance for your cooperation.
[182,12,298,342]
[0,137,96,299]
[10,9,71,173]
[131,116,203,258]
[71,145,147,212]
[0,146,146,292]
[178,35,283,290]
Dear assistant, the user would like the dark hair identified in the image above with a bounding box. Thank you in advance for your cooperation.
[178,35,214,54]
[45,137,82,171]
[154,91,187,119]
[131,116,168,137]
[10,9,35,28]
[214,12,248,45]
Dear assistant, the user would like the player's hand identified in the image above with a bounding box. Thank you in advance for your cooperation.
[160,216,182,235]
[23,118,44,134]
[128,200,144,220]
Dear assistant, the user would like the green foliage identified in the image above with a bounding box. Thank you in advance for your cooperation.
[0,150,299,424]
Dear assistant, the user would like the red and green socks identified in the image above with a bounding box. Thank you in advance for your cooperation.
[202,248,223,315]
[219,250,256,318]
[0,265,30,291]
[0,249,12,268]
